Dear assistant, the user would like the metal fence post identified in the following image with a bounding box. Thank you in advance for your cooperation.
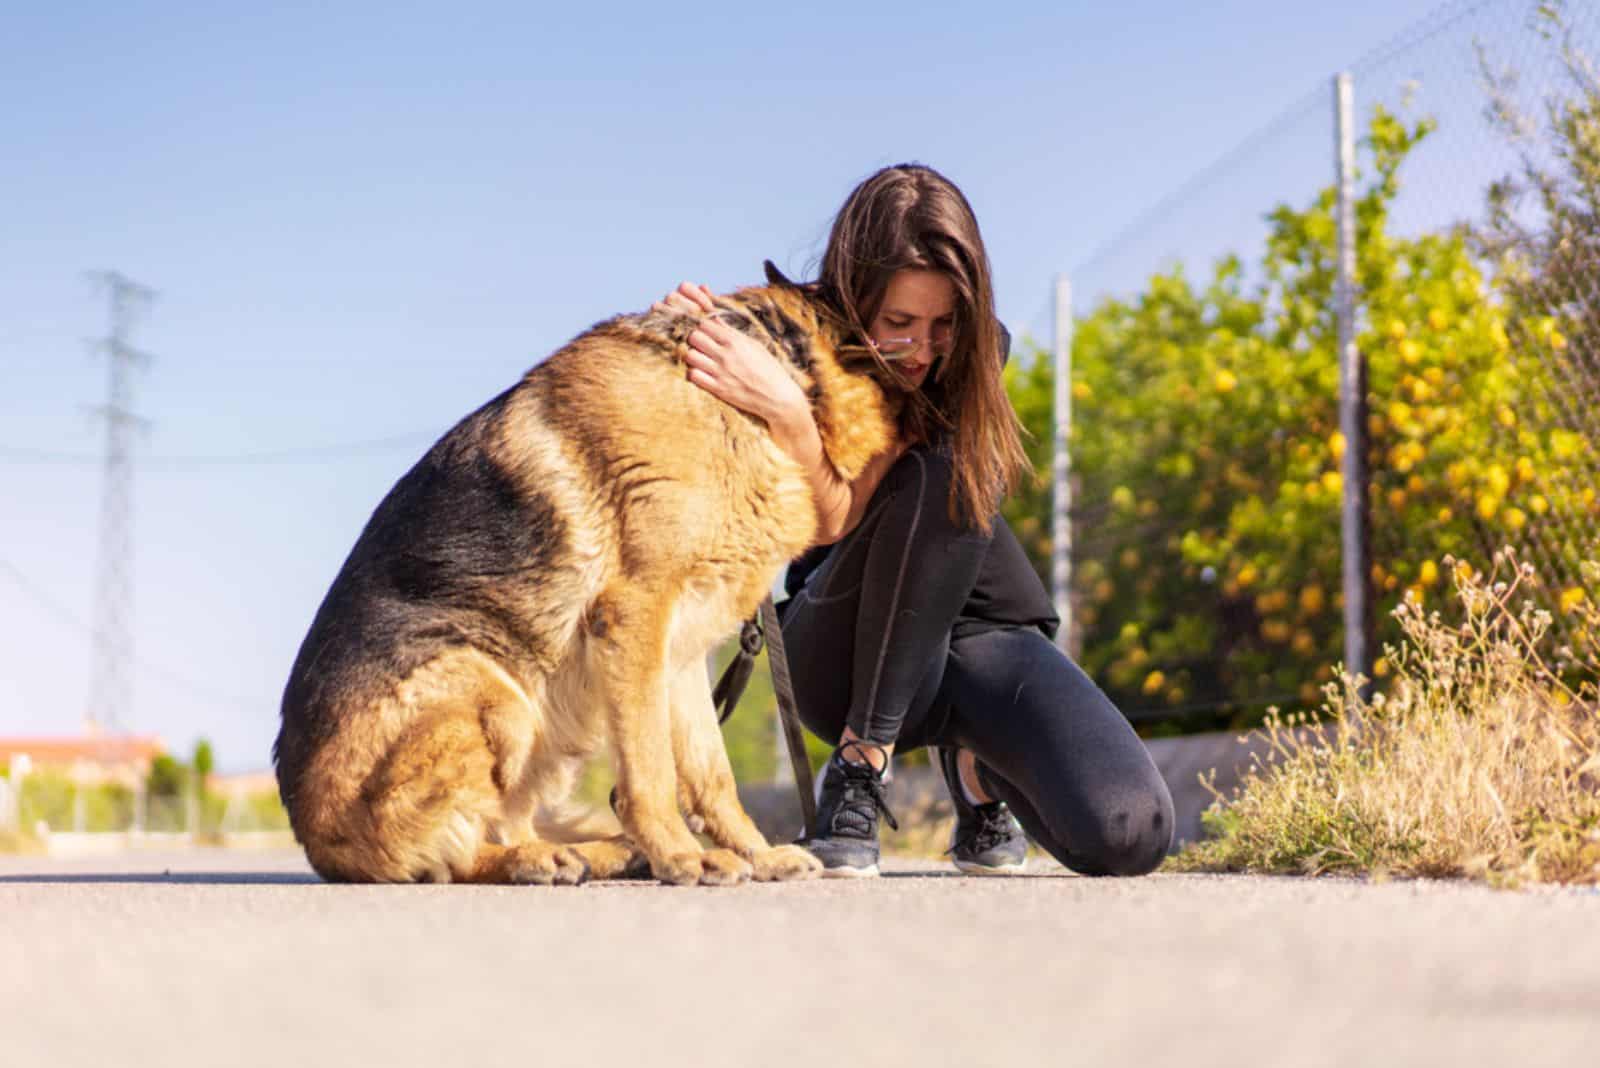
[1052,274,1077,659]
[1335,71,1374,698]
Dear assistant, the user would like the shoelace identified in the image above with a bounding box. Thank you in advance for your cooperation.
[952,802,1017,855]
[828,757,900,834]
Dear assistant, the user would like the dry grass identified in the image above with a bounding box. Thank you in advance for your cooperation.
[1172,548,1600,886]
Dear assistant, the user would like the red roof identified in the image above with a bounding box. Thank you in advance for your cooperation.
[0,735,167,766]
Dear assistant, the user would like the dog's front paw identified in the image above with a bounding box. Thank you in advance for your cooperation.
[650,851,705,887]
[751,844,823,882]
[697,848,753,887]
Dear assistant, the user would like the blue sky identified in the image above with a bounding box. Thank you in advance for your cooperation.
[1,0,1467,770]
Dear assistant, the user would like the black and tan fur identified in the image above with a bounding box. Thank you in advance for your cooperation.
[273,265,901,885]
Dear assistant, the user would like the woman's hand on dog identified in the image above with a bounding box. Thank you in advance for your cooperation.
[685,317,808,423]
[652,281,717,316]
[658,282,809,425]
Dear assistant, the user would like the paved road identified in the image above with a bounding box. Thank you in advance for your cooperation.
[3,848,1597,1068]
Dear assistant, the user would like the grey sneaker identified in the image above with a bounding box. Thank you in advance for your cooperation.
[937,747,1028,875]
[800,745,898,878]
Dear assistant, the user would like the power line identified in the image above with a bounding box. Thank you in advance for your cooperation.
[0,556,259,714]
[0,430,441,469]
[1063,0,1506,287]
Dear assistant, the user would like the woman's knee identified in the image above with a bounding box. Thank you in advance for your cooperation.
[1071,773,1175,877]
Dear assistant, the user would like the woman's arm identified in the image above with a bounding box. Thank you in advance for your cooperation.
[768,398,904,545]
[656,282,900,546]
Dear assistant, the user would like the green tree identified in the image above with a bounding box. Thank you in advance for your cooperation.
[192,738,215,782]
[1007,107,1573,732]
[147,754,185,799]
[1471,6,1600,630]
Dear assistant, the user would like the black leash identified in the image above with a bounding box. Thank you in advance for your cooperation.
[713,595,816,840]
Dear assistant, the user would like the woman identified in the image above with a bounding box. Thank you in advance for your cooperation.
[655,163,1173,877]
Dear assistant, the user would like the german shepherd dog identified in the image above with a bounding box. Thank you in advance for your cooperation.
[273,264,902,885]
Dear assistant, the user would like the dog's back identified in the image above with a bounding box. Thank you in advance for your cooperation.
[274,282,898,884]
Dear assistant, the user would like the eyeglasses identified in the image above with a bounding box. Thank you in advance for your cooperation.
[869,335,954,362]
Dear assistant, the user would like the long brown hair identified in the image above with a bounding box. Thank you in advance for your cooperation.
[815,163,1030,534]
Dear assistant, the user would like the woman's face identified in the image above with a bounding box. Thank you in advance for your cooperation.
[868,269,956,391]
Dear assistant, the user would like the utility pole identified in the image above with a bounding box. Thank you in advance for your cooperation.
[1052,274,1077,659]
[1333,74,1373,698]
[85,271,155,734]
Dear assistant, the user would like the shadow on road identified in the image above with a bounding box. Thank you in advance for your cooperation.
[0,872,322,885]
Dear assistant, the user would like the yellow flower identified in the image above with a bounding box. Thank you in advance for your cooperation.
[1530,494,1549,516]
[1142,670,1166,696]
[1236,563,1259,588]
[1255,590,1289,614]
[1260,619,1291,643]
[1437,506,1454,523]
[1504,507,1527,531]
[1214,369,1238,394]
[1321,471,1343,496]
[1387,488,1407,510]
[1072,380,1092,401]
[1291,630,1316,655]
[1426,307,1449,331]
[1476,494,1499,520]
[1386,318,1407,340]
[1374,657,1391,678]
[1299,585,1326,615]
[1515,456,1535,482]
[1497,406,1517,428]
[1328,431,1346,462]
[1551,430,1583,461]
[1398,339,1423,365]
[1550,329,1568,351]
[1559,588,1587,615]
[1419,560,1439,586]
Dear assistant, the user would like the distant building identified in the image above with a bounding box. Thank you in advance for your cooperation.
[0,734,166,788]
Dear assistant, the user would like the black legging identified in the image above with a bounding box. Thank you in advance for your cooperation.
[777,447,1175,876]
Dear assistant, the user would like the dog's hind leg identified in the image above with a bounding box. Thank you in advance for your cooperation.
[668,659,822,882]
[311,651,588,885]
[589,585,750,886]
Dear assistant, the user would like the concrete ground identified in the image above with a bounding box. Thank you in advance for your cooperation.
[3,848,1598,1068]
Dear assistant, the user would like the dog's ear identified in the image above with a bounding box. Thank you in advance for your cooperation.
[763,260,799,290]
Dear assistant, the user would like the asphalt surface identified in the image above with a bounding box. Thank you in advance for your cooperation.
[3,848,1598,1068]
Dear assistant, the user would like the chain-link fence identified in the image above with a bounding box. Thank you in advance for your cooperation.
[1010,0,1600,731]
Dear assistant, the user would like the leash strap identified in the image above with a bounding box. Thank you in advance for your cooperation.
[712,618,763,726]
[761,595,817,841]
[710,595,817,841]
